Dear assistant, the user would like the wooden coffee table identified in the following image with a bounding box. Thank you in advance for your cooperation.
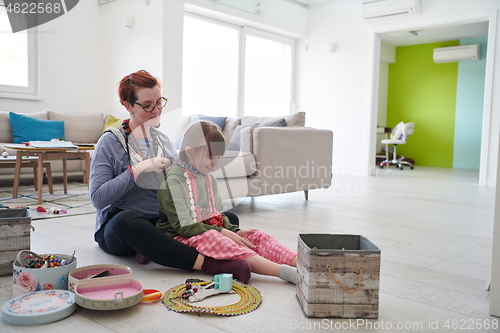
[0,156,53,195]
[4,144,94,204]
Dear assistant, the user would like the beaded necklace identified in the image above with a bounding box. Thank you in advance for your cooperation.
[163,281,262,316]
[183,167,224,227]
[121,119,166,165]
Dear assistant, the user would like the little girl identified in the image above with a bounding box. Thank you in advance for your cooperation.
[157,121,297,284]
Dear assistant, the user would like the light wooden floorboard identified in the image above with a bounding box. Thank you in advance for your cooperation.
[1,166,498,332]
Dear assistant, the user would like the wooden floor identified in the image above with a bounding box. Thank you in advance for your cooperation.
[1,166,498,332]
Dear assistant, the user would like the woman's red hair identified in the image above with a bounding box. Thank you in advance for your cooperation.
[118,70,162,106]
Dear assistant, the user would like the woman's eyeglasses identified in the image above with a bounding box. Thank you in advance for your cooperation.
[134,97,168,112]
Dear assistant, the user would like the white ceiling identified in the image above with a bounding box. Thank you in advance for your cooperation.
[289,1,488,47]
[381,21,489,47]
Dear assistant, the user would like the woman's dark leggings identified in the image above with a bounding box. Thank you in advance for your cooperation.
[94,210,239,271]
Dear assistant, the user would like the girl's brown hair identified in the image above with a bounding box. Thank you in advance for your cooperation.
[118,70,162,106]
[180,121,226,162]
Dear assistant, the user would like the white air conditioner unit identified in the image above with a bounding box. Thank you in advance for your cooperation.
[362,0,421,19]
[433,44,480,63]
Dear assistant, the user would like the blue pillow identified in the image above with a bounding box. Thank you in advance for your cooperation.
[174,116,227,149]
[195,116,227,131]
[9,112,65,144]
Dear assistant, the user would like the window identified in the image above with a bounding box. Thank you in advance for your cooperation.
[0,9,38,99]
[182,13,294,117]
[243,30,293,117]
[182,15,239,117]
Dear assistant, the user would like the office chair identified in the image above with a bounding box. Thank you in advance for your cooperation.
[379,122,415,170]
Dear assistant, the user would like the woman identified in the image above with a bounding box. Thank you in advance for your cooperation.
[89,70,250,282]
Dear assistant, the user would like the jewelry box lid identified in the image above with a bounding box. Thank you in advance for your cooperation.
[2,290,76,326]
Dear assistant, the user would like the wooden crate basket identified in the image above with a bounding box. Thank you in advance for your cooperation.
[296,234,381,318]
[0,208,31,276]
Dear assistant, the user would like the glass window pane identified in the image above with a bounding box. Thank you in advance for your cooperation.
[182,15,239,117]
[0,11,29,87]
[243,35,292,117]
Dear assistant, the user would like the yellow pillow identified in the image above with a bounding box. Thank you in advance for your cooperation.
[103,115,123,132]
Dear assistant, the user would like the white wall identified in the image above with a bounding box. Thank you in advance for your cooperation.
[295,0,373,176]
[493,164,500,317]
[162,1,185,114]
[376,43,394,153]
[98,0,164,117]
[375,61,388,154]
[0,0,103,115]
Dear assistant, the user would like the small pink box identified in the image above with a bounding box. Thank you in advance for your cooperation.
[68,264,143,310]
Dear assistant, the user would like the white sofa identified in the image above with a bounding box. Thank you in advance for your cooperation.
[158,111,333,201]
[0,110,333,201]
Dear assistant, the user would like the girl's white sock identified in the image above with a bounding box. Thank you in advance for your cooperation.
[279,264,297,284]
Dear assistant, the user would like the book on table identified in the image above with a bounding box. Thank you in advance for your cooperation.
[28,141,78,149]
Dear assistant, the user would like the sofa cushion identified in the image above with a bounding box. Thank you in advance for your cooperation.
[260,118,287,127]
[103,114,123,131]
[227,118,286,151]
[212,150,257,179]
[241,111,305,127]
[226,123,258,151]
[222,117,241,142]
[0,110,48,143]
[0,111,10,143]
[48,111,104,143]
[9,112,64,143]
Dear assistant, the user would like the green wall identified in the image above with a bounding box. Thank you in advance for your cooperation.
[387,41,459,167]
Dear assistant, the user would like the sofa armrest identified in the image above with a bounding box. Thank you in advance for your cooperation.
[248,126,333,195]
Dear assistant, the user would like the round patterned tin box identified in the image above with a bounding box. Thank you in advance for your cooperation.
[68,264,143,310]
[12,252,77,297]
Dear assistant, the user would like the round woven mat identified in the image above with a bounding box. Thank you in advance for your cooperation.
[162,281,262,316]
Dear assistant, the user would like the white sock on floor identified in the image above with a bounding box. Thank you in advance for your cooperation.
[279,265,297,284]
